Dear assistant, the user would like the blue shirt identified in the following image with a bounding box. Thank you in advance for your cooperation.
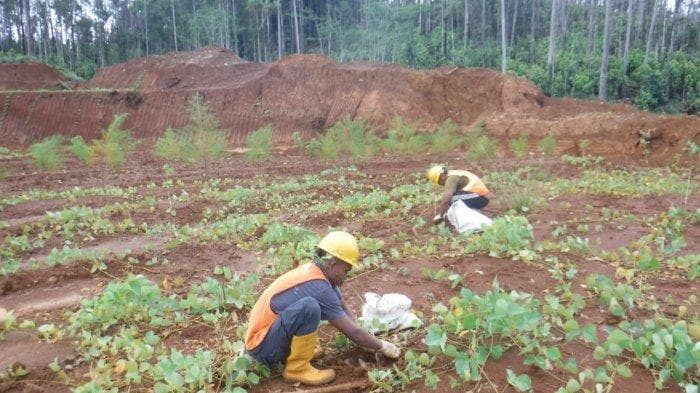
[270,278,347,321]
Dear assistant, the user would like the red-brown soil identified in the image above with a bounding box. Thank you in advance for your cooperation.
[0,150,696,392]
[0,63,68,90]
[1,47,698,164]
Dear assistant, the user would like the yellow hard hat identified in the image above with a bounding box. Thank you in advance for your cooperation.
[426,165,445,184]
[318,231,360,267]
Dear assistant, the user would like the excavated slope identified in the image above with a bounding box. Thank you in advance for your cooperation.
[1,46,698,161]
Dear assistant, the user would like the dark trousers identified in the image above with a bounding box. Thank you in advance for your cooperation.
[248,297,321,366]
[451,191,489,209]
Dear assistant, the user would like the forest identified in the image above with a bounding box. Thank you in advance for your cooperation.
[0,0,698,113]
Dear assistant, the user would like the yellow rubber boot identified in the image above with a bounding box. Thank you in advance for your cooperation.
[313,343,324,360]
[283,331,335,385]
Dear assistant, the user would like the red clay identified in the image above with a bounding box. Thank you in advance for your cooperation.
[1,47,697,164]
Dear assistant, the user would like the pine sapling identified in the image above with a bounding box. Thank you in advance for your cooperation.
[28,135,64,171]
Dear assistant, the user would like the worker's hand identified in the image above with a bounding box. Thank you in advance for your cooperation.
[432,214,444,225]
[378,339,401,359]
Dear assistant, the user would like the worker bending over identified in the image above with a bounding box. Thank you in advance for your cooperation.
[426,165,490,224]
[245,231,401,386]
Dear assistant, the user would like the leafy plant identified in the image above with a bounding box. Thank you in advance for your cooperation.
[509,134,529,158]
[244,124,273,162]
[28,135,64,170]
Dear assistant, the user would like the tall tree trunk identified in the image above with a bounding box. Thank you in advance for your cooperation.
[547,0,559,86]
[644,0,659,64]
[171,0,178,51]
[277,0,283,58]
[587,0,596,70]
[530,0,537,62]
[224,0,230,49]
[636,0,646,44]
[22,0,33,56]
[464,0,469,50]
[622,0,634,75]
[668,0,682,54]
[510,0,518,46]
[292,0,301,53]
[500,0,507,73]
[659,2,667,59]
[42,0,50,59]
[441,0,446,56]
[481,0,486,46]
[144,0,149,55]
[232,0,239,55]
[599,0,612,99]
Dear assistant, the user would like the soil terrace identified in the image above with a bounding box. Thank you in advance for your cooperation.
[1,47,698,164]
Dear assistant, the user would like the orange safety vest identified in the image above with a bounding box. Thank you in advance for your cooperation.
[245,263,329,351]
[448,170,490,196]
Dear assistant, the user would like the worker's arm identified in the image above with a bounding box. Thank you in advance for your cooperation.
[437,191,452,217]
[330,316,382,350]
[341,298,357,321]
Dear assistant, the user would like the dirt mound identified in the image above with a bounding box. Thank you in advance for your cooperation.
[1,47,698,162]
[83,46,249,91]
[0,62,68,90]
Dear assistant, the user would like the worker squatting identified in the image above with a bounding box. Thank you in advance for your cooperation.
[244,165,489,386]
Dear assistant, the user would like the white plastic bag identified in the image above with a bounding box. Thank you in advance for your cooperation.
[446,200,492,233]
[358,292,422,334]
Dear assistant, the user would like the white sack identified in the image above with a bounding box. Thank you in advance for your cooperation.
[446,200,492,233]
[358,292,422,334]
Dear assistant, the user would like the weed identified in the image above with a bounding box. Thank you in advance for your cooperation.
[27,135,64,170]
[509,134,529,158]
[244,124,273,162]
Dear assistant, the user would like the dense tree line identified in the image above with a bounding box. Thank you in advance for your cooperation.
[1,0,697,113]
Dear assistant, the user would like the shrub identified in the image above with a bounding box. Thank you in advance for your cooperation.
[186,94,227,175]
[292,131,305,154]
[90,114,135,170]
[154,94,227,178]
[430,119,465,154]
[509,134,529,158]
[154,128,185,161]
[308,117,378,159]
[538,135,557,156]
[69,136,90,163]
[465,122,497,161]
[28,135,64,170]
[245,124,273,162]
[382,117,428,155]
